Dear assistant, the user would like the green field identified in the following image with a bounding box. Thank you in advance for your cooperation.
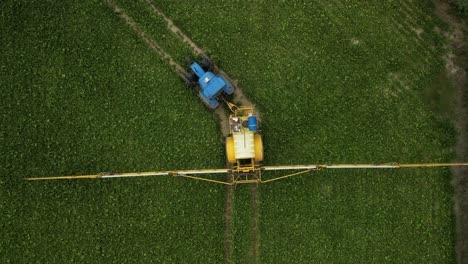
[1,1,226,262]
[1,0,457,262]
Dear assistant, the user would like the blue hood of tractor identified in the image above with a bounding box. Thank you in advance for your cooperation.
[199,72,225,99]
[190,61,232,105]
[190,62,206,78]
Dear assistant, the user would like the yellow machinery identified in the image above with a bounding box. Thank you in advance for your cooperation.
[26,162,468,185]
[225,104,263,184]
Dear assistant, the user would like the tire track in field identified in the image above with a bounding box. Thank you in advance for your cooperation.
[433,1,468,262]
[142,0,259,115]
[224,170,233,263]
[250,183,259,263]
[105,0,185,74]
[104,0,231,137]
[141,1,261,262]
[104,1,231,257]
[108,1,260,261]
[143,0,204,56]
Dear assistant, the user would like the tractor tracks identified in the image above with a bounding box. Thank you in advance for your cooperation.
[105,0,185,74]
[142,0,259,115]
[139,1,261,261]
[105,0,232,138]
[105,1,260,262]
[224,170,233,263]
[433,1,468,262]
[143,0,204,56]
[250,183,259,263]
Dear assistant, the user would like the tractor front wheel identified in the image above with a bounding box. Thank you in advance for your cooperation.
[185,57,195,68]
[200,58,214,72]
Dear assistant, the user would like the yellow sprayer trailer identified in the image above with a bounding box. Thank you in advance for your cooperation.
[225,105,263,184]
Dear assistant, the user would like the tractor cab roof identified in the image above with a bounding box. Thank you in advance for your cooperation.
[200,72,225,98]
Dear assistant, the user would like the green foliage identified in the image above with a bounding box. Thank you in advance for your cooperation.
[157,0,456,262]
[230,184,257,263]
[449,0,468,15]
[1,0,457,262]
[0,0,225,262]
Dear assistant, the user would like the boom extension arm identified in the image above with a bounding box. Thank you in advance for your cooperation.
[24,162,468,184]
[263,162,468,170]
[25,169,229,181]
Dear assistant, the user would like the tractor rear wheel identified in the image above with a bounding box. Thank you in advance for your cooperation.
[185,57,195,68]
[179,72,193,87]
[219,73,236,96]
[185,72,198,88]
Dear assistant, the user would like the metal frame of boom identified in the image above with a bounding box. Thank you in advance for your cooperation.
[26,163,468,185]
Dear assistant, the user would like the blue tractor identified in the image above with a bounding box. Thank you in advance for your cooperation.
[181,56,234,109]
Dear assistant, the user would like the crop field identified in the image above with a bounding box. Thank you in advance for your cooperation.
[1,1,226,262]
[1,0,459,263]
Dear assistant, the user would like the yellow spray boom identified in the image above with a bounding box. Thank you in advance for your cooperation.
[25,162,468,185]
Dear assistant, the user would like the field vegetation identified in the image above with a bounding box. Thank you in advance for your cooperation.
[1,1,226,262]
[449,0,468,15]
[1,0,458,262]
[158,0,456,261]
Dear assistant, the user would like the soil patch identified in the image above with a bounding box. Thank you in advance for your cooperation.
[214,107,230,137]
